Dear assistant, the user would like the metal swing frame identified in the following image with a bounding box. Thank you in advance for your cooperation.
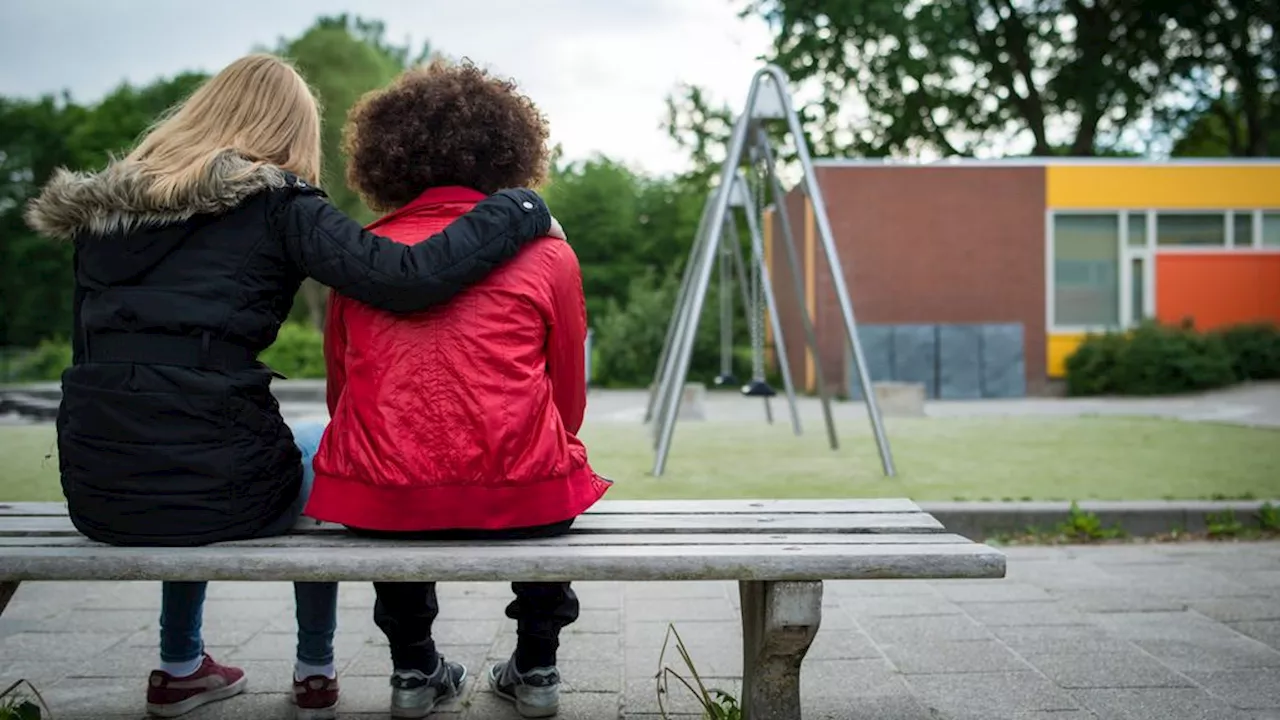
[644,65,898,479]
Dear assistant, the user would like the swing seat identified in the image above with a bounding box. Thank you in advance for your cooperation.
[714,373,741,387]
[741,379,777,397]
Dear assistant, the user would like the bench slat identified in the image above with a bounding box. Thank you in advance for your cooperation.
[0,503,67,516]
[0,542,1005,582]
[581,499,923,514]
[0,512,943,536]
[0,532,975,549]
[0,499,922,517]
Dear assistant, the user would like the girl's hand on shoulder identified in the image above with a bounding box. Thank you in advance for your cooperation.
[548,215,566,241]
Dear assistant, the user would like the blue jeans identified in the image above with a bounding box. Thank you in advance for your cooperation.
[160,422,337,665]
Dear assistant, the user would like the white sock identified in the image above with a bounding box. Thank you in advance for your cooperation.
[295,660,336,681]
[159,656,203,678]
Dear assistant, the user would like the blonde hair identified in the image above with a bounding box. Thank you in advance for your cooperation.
[125,54,322,204]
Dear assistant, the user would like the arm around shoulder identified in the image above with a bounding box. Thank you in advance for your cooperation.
[276,184,552,313]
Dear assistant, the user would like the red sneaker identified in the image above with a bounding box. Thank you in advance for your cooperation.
[146,653,246,717]
[293,675,340,720]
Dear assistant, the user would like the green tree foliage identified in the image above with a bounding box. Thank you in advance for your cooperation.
[1163,0,1279,157]
[544,156,703,322]
[669,0,1273,162]
[1171,96,1280,158]
[731,0,1171,158]
[591,270,737,388]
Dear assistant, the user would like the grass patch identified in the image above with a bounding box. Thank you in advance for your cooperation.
[582,416,1280,502]
[0,426,61,502]
[1,416,1278,502]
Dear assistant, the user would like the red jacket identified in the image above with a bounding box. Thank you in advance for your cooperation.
[305,186,610,531]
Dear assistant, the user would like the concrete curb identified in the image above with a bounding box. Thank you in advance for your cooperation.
[923,500,1278,540]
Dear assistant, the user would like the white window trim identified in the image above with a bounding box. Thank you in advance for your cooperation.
[1119,210,1155,328]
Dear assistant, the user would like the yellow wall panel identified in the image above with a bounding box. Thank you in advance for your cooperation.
[1047,164,1280,209]
[1047,333,1088,378]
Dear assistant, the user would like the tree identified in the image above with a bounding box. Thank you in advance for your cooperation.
[1171,97,1280,157]
[720,0,1172,158]
[543,155,703,322]
[1164,0,1278,157]
[663,84,737,187]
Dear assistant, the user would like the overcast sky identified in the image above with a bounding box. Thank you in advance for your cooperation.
[0,0,774,176]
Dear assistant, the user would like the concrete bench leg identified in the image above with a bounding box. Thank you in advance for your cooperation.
[739,580,822,720]
[0,581,19,618]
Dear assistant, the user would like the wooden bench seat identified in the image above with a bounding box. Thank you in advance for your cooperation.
[0,499,1005,719]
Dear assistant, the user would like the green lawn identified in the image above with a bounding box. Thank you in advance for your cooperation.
[2,417,1278,502]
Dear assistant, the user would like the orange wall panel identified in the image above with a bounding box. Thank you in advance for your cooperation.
[1155,253,1280,330]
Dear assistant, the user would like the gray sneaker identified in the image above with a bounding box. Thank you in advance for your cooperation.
[488,656,561,718]
[389,658,467,719]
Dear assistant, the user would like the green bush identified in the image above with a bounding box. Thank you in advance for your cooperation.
[1111,321,1236,395]
[1213,322,1280,381]
[591,271,734,388]
[1065,320,1246,397]
[8,340,72,382]
[1064,332,1127,396]
[260,322,326,379]
[3,326,326,383]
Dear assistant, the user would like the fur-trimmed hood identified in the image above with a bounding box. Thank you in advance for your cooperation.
[24,151,289,241]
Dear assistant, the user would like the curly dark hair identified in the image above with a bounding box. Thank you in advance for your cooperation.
[343,60,550,211]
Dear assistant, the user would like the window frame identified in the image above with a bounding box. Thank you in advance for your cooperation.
[1046,209,1139,334]
[1153,210,1229,249]
[1262,210,1280,248]
[1048,207,1280,336]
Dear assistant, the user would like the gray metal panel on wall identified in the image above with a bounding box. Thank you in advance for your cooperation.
[892,324,939,398]
[980,323,1026,398]
[937,325,983,400]
[847,325,894,399]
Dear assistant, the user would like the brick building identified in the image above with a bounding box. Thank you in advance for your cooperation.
[764,159,1280,398]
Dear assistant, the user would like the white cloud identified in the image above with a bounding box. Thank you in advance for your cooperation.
[0,0,775,176]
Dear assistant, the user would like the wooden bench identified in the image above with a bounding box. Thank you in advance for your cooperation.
[0,499,1004,720]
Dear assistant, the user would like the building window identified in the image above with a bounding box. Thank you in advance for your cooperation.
[1126,212,1147,247]
[1157,213,1226,246]
[1053,214,1119,327]
[1264,212,1280,247]
[1232,212,1254,247]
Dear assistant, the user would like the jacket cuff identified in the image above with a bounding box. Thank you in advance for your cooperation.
[494,188,552,239]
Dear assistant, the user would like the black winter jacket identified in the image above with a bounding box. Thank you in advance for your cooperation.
[23,152,552,546]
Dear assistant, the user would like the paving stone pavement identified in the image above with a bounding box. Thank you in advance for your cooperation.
[2,542,1279,719]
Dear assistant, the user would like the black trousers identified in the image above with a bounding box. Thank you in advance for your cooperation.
[353,519,580,673]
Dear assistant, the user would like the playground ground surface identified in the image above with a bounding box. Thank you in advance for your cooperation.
[2,411,1278,503]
